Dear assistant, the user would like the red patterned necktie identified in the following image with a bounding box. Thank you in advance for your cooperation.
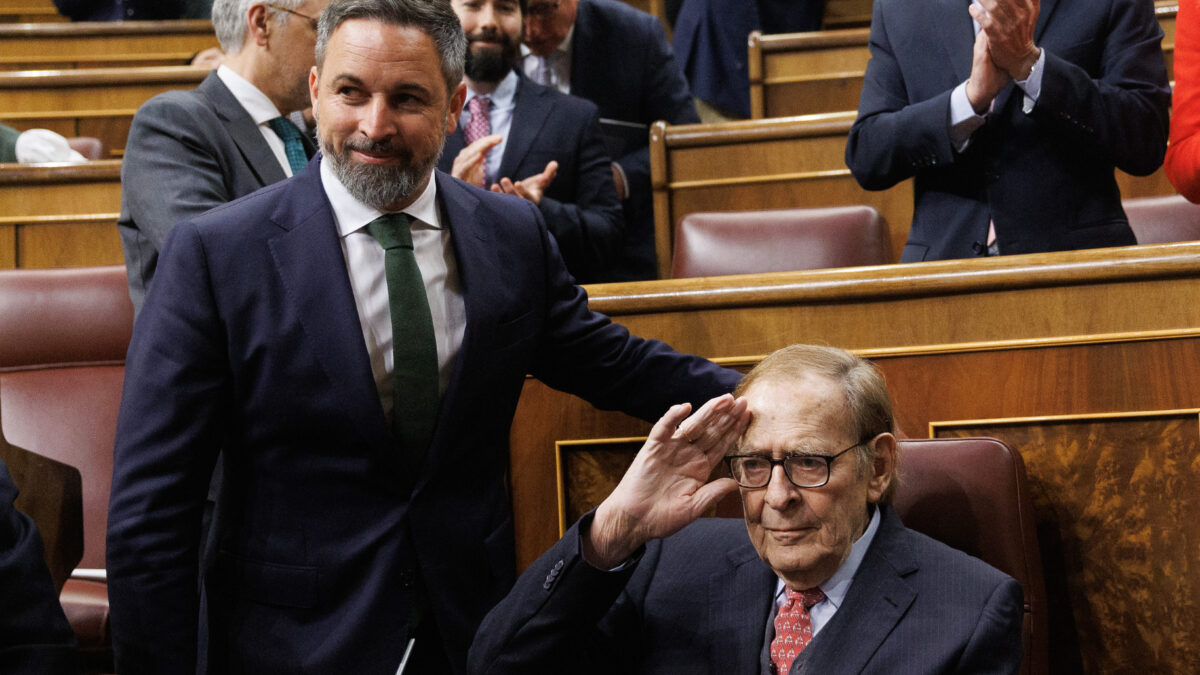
[770,587,826,674]
[464,96,492,186]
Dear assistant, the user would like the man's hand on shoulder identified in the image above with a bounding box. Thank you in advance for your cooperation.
[583,395,750,569]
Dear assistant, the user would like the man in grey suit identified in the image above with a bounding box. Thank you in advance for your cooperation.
[470,344,1023,674]
[118,0,328,312]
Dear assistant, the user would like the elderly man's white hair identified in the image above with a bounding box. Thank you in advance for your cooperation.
[211,0,306,54]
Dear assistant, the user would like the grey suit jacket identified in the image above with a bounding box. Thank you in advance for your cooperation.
[469,506,1023,674]
[117,71,314,313]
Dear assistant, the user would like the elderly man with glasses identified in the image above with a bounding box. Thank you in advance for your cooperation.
[470,344,1023,674]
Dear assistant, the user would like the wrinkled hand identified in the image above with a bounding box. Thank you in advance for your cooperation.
[450,134,503,186]
[971,0,1040,80]
[965,29,1010,114]
[584,394,751,569]
[490,161,559,205]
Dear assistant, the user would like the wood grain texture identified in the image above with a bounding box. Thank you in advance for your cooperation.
[0,161,122,269]
[933,412,1200,674]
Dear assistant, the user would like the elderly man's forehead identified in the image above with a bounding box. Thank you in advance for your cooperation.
[739,374,855,442]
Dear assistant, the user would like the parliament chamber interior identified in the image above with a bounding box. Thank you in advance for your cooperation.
[0,0,1195,672]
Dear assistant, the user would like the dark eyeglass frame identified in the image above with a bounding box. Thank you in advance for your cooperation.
[265,3,319,31]
[725,435,876,489]
[526,0,562,20]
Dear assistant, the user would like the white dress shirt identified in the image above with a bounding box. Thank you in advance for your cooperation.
[461,70,520,185]
[320,159,467,418]
[216,65,296,176]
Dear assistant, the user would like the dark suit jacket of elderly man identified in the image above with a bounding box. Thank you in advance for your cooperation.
[566,0,700,280]
[118,71,316,313]
[0,458,78,674]
[844,0,1170,262]
[468,506,1023,674]
[106,157,742,674]
[440,76,624,283]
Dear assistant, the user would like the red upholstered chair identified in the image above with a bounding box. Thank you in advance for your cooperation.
[669,205,892,278]
[894,438,1048,675]
[1122,194,1200,244]
[0,265,133,671]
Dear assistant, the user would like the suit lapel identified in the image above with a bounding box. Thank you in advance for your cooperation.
[935,0,978,85]
[265,161,399,474]
[1033,0,1060,44]
[497,77,552,180]
[798,508,918,673]
[198,72,288,187]
[708,542,778,674]
[443,126,466,174]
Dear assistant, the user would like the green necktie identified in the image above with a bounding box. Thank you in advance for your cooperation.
[266,116,309,174]
[366,213,439,463]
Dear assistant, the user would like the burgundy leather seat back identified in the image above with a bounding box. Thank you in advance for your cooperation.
[1122,194,1200,244]
[670,205,892,278]
[894,437,1048,675]
[0,266,132,570]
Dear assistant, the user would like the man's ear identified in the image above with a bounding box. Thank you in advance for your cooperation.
[247,2,273,47]
[445,81,468,135]
[309,66,320,108]
[866,433,896,503]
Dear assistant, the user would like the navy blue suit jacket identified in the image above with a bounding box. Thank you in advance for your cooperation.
[106,160,740,674]
[469,507,1022,674]
[845,0,1170,262]
[440,76,624,283]
[0,459,78,674]
[568,0,700,280]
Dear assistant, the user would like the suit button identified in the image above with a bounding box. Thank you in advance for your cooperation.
[553,560,564,571]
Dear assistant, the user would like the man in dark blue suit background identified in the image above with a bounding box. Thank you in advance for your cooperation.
[106,0,739,673]
[522,0,700,280]
[439,0,624,283]
[845,0,1169,262]
[470,345,1022,674]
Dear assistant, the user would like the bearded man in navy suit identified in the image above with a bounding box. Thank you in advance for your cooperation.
[470,344,1022,674]
[439,0,623,283]
[105,1,739,673]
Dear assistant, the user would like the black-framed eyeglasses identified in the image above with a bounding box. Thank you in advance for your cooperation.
[265,3,319,31]
[526,0,561,20]
[725,436,875,489]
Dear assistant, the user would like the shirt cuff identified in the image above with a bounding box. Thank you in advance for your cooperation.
[1016,48,1046,114]
[949,81,988,152]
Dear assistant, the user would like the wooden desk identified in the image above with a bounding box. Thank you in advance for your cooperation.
[0,20,216,68]
[510,242,1200,672]
[748,1,1176,119]
[0,160,123,269]
[649,113,1176,278]
[0,65,207,157]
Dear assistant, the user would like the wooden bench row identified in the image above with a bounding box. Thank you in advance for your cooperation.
[0,19,215,70]
[748,0,1177,118]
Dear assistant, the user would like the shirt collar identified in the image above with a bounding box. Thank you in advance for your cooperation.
[216,64,284,124]
[320,157,443,238]
[466,69,520,110]
[774,504,882,609]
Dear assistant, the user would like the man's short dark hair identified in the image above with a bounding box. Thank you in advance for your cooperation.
[315,0,467,95]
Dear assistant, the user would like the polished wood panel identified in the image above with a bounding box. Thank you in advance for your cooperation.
[0,438,83,594]
[0,20,215,60]
[0,161,123,269]
[510,242,1200,671]
[932,410,1200,674]
[0,66,205,156]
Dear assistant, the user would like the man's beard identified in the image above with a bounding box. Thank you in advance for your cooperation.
[465,28,519,83]
[318,112,448,210]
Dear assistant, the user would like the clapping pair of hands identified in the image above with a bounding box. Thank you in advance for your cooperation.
[450,134,558,204]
